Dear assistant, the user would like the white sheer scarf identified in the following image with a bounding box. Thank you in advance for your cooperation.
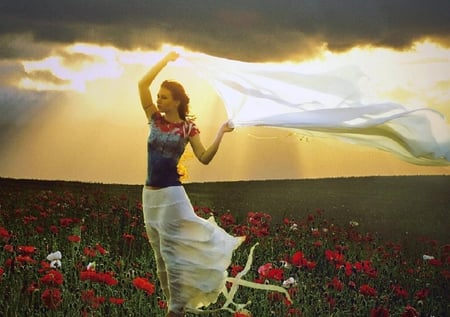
[182,52,450,165]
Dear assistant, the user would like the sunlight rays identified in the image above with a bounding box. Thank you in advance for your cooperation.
[5,40,450,183]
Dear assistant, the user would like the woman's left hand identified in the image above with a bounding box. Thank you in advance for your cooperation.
[221,120,235,133]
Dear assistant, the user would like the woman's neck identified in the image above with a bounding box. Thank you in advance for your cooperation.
[163,111,183,123]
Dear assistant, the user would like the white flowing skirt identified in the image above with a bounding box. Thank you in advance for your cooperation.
[142,186,244,313]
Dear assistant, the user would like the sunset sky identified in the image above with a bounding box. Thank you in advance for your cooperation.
[1,1,449,184]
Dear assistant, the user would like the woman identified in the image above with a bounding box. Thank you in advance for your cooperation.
[138,51,244,317]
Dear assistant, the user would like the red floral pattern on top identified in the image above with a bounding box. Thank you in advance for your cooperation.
[146,112,199,187]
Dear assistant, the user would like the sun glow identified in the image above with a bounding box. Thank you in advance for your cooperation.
[21,44,125,92]
[5,41,449,183]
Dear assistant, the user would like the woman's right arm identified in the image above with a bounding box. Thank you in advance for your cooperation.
[138,51,179,120]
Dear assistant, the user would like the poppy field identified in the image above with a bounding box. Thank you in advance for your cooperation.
[0,178,449,316]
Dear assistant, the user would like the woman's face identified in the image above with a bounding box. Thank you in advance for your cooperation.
[156,87,179,113]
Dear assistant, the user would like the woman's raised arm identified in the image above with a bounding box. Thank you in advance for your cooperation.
[138,51,179,120]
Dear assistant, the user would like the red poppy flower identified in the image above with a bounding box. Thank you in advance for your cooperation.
[122,233,135,243]
[15,255,37,265]
[23,215,38,224]
[3,244,14,253]
[41,288,62,310]
[83,247,97,257]
[220,213,236,226]
[132,277,155,295]
[326,295,336,308]
[441,244,450,253]
[328,277,344,291]
[49,225,59,234]
[257,263,273,277]
[81,289,106,308]
[401,305,419,317]
[4,258,13,268]
[353,261,362,272]
[68,235,81,243]
[370,306,390,317]
[267,291,284,302]
[247,211,271,227]
[311,229,321,237]
[17,245,37,255]
[98,272,118,286]
[0,226,12,241]
[325,250,345,265]
[428,258,443,266]
[306,261,316,270]
[392,285,408,299]
[109,297,125,305]
[266,268,284,281]
[158,299,167,309]
[26,282,39,293]
[414,288,430,300]
[95,243,108,255]
[334,244,349,252]
[80,270,118,286]
[0,267,3,281]
[313,240,323,247]
[81,289,96,302]
[92,296,106,308]
[59,218,74,227]
[230,264,244,277]
[234,310,252,317]
[291,251,308,267]
[40,269,64,286]
[286,307,302,316]
[344,262,353,276]
[39,261,51,273]
[361,260,378,278]
[348,281,356,289]
[359,284,377,297]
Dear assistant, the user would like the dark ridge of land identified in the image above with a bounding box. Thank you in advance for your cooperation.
[1,176,449,248]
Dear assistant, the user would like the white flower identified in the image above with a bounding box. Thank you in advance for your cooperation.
[289,223,298,231]
[349,221,359,227]
[87,262,96,271]
[280,260,292,269]
[423,254,435,261]
[46,251,62,261]
[282,277,297,288]
[47,251,62,268]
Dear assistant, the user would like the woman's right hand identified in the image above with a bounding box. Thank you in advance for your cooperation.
[164,51,179,63]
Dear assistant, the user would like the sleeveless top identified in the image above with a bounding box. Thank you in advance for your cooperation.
[146,112,200,187]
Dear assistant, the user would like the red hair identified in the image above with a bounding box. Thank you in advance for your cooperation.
[161,80,193,120]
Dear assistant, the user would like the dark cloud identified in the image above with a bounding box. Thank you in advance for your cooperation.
[0,0,449,61]
[0,85,63,147]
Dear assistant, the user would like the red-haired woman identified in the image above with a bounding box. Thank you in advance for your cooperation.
[138,51,243,317]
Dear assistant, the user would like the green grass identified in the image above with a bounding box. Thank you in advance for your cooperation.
[0,175,449,316]
[186,176,450,250]
[2,175,449,248]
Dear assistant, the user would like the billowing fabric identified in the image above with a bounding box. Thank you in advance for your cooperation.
[182,53,450,165]
[142,186,244,313]
[146,112,199,187]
